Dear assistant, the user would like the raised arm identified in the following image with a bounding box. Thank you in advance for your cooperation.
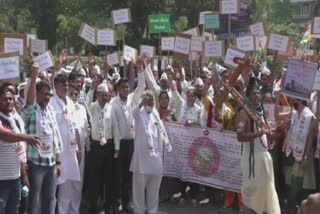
[26,63,39,106]
[144,63,160,95]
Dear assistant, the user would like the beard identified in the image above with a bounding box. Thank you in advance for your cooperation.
[293,102,298,110]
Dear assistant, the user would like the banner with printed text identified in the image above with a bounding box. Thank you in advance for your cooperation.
[163,122,242,193]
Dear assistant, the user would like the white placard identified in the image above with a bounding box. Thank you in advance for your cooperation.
[190,39,203,52]
[236,36,255,51]
[267,33,289,52]
[313,71,320,90]
[199,11,212,25]
[313,17,320,34]
[283,58,317,101]
[97,29,115,46]
[123,45,137,62]
[30,39,47,53]
[33,51,55,72]
[249,22,265,36]
[112,8,131,25]
[140,45,155,58]
[107,52,120,66]
[204,40,224,57]
[192,36,206,42]
[4,38,24,55]
[224,48,245,68]
[164,122,242,192]
[0,53,20,80]
[255,36,267,49]
[189,51,198,61]
[79,23,96,45]
[203,32,213,41]
[220,0,239,14]
[27,34,37,47]
[153,57,173,69]
[161,37,175,51]
[174,36,191,55]
[183,27,199,36]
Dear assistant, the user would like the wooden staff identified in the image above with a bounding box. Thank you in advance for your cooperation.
[215,57,251,110]
[223,81,269,130]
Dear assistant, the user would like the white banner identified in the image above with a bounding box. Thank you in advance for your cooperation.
[163,122,242,192]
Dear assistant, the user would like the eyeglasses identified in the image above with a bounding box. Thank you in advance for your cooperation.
[69,92,79,97]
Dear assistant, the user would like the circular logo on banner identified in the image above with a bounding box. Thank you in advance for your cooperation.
[188,137,220,177]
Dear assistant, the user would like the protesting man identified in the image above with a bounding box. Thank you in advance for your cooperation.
[49,73,82,214]
[0,82,40,214]
[111,58,146,212]
[130,90,172,214]
[87,82,117,214]
[22,63,62,214]
[236,77,280,214]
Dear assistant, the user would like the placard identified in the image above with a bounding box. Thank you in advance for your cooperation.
[30,39,48,53]
[204,40,224,57]
[236,35,255,51]
[219,0,240,15]
[174,34,191,59]
[140,45,155,58]
[203,32,213,41]
[112,8,131,25]
[199,11,212,25]
[283,58,317,100]
[205,14,220,29]
[278,40,295,60]
[0,52,20,81]
[33,51,55,72]
[0,33,27,56]
[153,57,173,69]
[189,51,198,61]
[97,29,116,46]
[79,23,96,45]
[255,36,267,50]
[183,27,200,36]
[148,14,170,33]
[107,52,120,66]
[224,48,245,68]
[190,39,203,52]
[161,37,175,51]
[312,17,320,34]
[123,45,137,62]
[313,71,320,91]
[249,22,265,36]
[27,34,37,47]
[267,33,289,52]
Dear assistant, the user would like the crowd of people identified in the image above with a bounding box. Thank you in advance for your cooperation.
[1,50,320,214]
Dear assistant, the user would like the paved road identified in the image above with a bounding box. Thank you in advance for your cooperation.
[81,202,239,214]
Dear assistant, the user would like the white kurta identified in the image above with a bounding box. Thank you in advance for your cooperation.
[49,96,80,184]
[241,125,280,214]
[130,107,163,175]
[130,106,166,214]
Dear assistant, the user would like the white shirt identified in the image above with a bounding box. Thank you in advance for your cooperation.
[89,101,115,141]
[111,72,146,151]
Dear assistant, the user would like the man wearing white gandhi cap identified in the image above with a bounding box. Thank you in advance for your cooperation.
[130,90,172,214]
[87,82,118,214]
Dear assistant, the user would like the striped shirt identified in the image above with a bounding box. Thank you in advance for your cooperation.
[22,103,62,166]
[0,117,20,180]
